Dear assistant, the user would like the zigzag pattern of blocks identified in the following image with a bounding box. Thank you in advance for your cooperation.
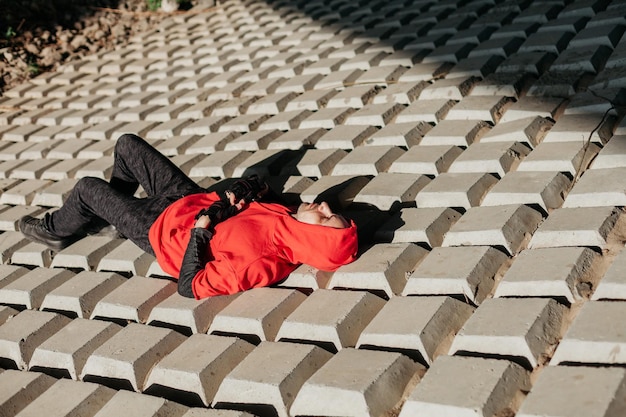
[1,0,626,416]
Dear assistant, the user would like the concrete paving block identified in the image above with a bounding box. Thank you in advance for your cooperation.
[543,113,616,144]
[230,148,290,178]
[344,103,405,128]
[0,369,56,417]
[183,132,240,154]
[404,245,509,305]
[446,95,514,124]
[297,107,355,130]
[482,171,571,213]
[388,145,463,176]
[357,296,474,365]
[276,263,334,291]
[0,310,70,369]
[451,297,566,368]
[213,341,332,417]
[144,333,254,406]
[495,247,600,303]
[28,318,122,380]
[40,270,126,319]
[592,248,626,300]
[420,119,491,147]
[592,134,626,169]
[353,172,431,211]
[289,148,347,177]
[415,172,498,210]
[217,113,272,133]
[0,179,51,205]
[284,89,338,112]
[331,146,404,176]
[496,51,556,77]
[39,159,91,181]
[518,141,601,176]
[181,409,255,417]
[188,151,252,178]
[564,167,626,207]
[399,355,530,417]
[95,239,155,276]
[147,292,238,335]
[0,267,74,310]
[80,322,185,391]
[74,156,115,180]
[180,116,231,136]
[516,366,626,417]
[529,206,624,249]
[375,206,461,247]
[0,205,44,231]
[447,141,531,177]
[0,264,30,288]
[90,275,177,323]
[364,121,431,148]
[0,305,18,324]
[14,378,116,417]
[551,300,626,366]
[420,76,478,101]
[299,175,370,209]
[208,287,306,343]
[222,130,281,151]
[92,389,188,417]
[257,110,312,131]
[442,204,543,255]
[9,159,59,180]
[328,243,428,298]
[471,70,535,97]
[276,289,385,351]
[290,348,420,417]
[311,125,374,150]
[395,98,455,124]
[371,81,427,105]
[49,235,123,270]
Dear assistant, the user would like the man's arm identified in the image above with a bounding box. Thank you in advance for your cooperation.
[178,224,213,297]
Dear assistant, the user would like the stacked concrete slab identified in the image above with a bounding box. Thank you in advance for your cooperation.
[1,0,626,415]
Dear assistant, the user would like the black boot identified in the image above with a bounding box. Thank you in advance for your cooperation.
[18,215,78,252]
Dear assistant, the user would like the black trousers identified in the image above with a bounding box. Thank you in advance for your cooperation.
[46,134,204,255]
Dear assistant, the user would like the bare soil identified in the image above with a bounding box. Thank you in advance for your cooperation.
[0,0,174,95]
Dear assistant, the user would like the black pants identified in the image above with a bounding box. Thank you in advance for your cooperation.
[46,134,204,255]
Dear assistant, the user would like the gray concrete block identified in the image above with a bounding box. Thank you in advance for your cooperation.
[353,172,430,211]
[592,248,626,300]
[90,275,177,323]
[529,206,624,249]
[357,296,474,365]
[447,141,531,177]
[95,239,155,276]
[208,287,306,343]
[290,348,420,417]
[80,322,185,391]
[375,207,461,247]
[213,341,332,417]
[517,141,601,176]
[481,171,572,212]
[543,113,616,144]
[276,289,385,351]
[331,146,404,177]
[563,167,626,207]
[551,301,626,366]
[299,175,370,209]
[344,103,405,128]
[399,355,530,417]
[389,145,463,176]
[0,267,74,310]
[28,318,122,380]
[147,292,238,335]
[188,151,252,178]
[0,205,44,231]
[419,119,491,147]
[394,99,456,124]
[591,134,626,169]
[416,172,498,209]
[420,76,478,100]
[0,310,70,369]
[450,297,566,367]
[92,389,188,417]
[446,95,513,124]
[0,179,51,205]
[49,236,123,270]
[365,121,432,148]
[516,366,626,417]
[329,243,428,298]
[40,271,126,318]
[313,125,377,150]
[495,247,601,303]
[0,370,56,417]
[144,334,254,406]
[442,204,543,255]
[404,245,509,304]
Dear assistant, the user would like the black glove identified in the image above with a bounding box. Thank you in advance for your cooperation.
[194,199,239,226]
[228,175,268,204]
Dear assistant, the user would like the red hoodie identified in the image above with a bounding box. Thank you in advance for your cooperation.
[148,192,358,299]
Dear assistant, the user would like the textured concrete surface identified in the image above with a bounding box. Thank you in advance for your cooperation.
[1,0,626,415]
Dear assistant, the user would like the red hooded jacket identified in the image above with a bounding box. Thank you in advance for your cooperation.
[148,192,358,299]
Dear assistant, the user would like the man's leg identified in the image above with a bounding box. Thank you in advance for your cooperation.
[110,134,201,197]
[31,176,169,253]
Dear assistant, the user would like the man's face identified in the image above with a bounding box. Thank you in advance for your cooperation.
[294,202,350,229]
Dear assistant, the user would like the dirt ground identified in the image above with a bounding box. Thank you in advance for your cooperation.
[0,0,187,95]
